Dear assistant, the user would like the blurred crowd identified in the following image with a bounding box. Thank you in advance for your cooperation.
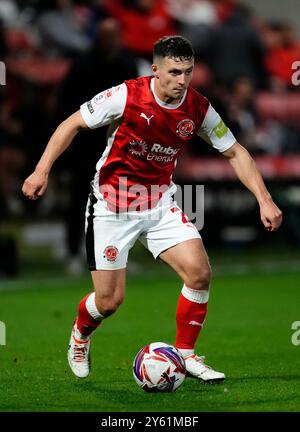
[1,0,300,276]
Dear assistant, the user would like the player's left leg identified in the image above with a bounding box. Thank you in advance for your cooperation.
[159,238,225,382]
[140,203,225,382]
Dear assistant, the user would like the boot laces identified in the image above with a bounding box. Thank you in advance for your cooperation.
[73,344,88,362]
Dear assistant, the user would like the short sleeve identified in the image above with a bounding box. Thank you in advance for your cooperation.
[198,104,236,152]
[80,83,127,129]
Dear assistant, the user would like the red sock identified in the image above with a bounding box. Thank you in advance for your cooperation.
[76,293,102,337]
[175,292,208,349]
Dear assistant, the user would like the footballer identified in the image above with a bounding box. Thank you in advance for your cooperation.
[22,36,282,381]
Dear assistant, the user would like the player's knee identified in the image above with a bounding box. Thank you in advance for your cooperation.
[184,264,211,290]
[94,295,121,318]
[114,292,124,308]
[97,300,119,317]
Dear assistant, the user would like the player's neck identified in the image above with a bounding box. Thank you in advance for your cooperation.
[153,79,182,105]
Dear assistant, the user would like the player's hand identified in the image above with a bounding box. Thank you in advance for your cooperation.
[259,199,282,232]
[22,169,48,200]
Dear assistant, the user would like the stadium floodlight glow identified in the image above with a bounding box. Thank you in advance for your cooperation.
[0,321,6,346]
[0,62,6,85]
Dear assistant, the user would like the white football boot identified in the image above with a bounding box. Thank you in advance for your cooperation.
[185,355,225,382]
[67,323,91,378]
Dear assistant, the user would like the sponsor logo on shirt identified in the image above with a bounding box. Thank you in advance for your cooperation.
[176,119,195,138]
[213,120,228,138]
[140,112,154,125]
[128,140,148,156]
[127,140,180,163]
[150,143,179,156]
[87,100,94,114]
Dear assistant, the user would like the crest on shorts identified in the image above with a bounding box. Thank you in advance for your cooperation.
[176,119,195,138]
[103,245,119,262]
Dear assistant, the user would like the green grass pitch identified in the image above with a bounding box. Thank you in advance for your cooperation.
[0,253,300,412]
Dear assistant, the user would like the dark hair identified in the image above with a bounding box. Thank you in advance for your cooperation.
[153,35,194,62]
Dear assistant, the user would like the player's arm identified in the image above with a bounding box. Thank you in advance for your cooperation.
[222,142,282,231]
[198,104,282,232]
[22,111,87,200]
[22,83,127,200]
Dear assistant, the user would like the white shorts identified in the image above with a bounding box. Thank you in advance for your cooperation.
[85,193,201,270]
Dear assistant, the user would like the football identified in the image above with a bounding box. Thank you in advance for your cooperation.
[132,342,186,392]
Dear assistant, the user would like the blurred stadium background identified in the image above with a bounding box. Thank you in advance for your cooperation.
[0,0,299,412]
[0,0,300,277]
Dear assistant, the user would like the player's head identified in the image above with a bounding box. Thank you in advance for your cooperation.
[152,36,194,103]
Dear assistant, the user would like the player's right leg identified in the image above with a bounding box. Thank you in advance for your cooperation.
[67,192,141,378]
[68,269,126,378]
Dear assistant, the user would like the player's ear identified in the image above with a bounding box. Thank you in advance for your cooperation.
[152,64,159,78]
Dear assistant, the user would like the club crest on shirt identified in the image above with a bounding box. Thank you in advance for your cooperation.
[103,245,119,262]
[176,119,195,138]
[87,100,94,114]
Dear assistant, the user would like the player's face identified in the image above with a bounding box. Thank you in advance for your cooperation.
[152,57,194,104]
